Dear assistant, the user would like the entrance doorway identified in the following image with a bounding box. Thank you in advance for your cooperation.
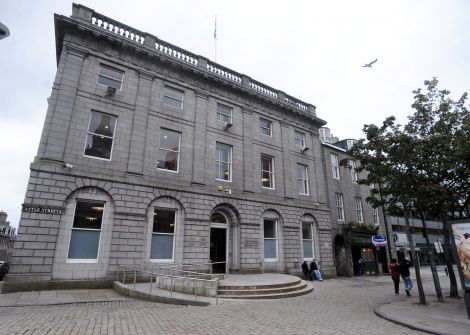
[210,227,226,273]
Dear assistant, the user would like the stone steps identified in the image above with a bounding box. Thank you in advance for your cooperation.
[218,280,313,299]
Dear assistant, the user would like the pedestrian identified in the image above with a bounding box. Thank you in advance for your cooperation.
[310,260,323,281]
[398,258,413,296]
[389,258,399,294]
[301,260,311,280]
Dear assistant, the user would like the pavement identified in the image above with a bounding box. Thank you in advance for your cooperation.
[0,266,467,334]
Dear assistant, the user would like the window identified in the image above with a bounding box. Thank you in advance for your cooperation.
[335,193,345,221]
[261,155,274,189]
[350,160,358,183]
[263,219,278,260]
[163,86,184,109]
[68,201,104,261]
[331,153,340,179]
[157,129,181,172]
[260,118,272,136]
[297,163,309,195]
[373,208,380,225]
[151,209,176,260]
[216,143,232,181]
[294,130,306,148]
[302,222,315,259]
[84,111,117,160]
[355,197,364,223]
[217,103,232,123]
[98,65,123,90]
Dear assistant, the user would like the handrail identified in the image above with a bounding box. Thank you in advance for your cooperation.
[116,265,220,304]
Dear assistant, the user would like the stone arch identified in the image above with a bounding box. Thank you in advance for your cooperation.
[209,203,241,271]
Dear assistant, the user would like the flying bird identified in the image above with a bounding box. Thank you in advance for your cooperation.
[362,59,377,68]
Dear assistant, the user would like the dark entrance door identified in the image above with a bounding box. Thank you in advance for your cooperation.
[210,227,226,273]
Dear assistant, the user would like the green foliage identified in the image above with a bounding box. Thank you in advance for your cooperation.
[345,221,379,234]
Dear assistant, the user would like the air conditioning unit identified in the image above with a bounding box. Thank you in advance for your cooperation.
[224,122,233,130]
[106,86,116,97]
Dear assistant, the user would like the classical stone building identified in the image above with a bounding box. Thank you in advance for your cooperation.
[4,4,336,292]
[319,128,395,276]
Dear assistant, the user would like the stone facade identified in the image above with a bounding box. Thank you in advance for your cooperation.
[3,4,335,292]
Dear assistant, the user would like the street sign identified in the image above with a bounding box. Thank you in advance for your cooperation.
[372,235,387,246]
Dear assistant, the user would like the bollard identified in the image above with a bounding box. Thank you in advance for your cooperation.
[117,267,120,281]
[171,275,174,297]
[134,269,137,289]
[150,273,153,294]
[123,268,126,285]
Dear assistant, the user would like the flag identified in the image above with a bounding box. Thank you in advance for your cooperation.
[214,15,217,39]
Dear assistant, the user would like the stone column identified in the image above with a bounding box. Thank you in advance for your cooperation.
[191,92,208,185]
[242,109,255,193]
[126,72,153,175]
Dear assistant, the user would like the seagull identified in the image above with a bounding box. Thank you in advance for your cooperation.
[362,59,377,68]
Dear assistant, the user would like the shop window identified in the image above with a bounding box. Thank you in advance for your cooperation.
[263,219,278,260]
[68,201,104,261]
[84,111,117,160]
[157,129,181,172]
[151,209,176,260]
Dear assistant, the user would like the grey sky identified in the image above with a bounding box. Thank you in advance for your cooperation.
[1,0,469,228]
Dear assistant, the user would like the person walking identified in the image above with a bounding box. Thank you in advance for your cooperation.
[398,258,413,296]
[389,258,400,294]
[301,261,312,280]
[310,260,323,281]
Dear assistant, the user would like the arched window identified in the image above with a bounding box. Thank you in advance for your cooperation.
[210,212,227,224]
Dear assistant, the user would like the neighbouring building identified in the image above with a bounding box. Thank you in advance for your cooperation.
[4,4,337,292]
[319,127,395,276]
[0,211,16,262]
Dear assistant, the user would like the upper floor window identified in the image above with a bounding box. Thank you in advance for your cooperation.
[216,142,232,181]
[373,208,380,225]
[157,129,181,172]
[349,160,358,183]
[294,130,306,148]
[151,209,176,260]
[335,193,345,221]
[297,163,309,195]
[217,103,232,123]
[355,197,364,223]
[84,111,117,160]
[261,155,275,189]
[163,86,184,109]
[263,219,278,260]
[98,65,124,90]
[260,118,272,136]
[68,201,104,261]
[331,153,340,179]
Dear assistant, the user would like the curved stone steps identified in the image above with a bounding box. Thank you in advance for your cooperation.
[219,280,313,299]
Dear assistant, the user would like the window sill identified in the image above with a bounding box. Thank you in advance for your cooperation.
[66,259,99,264]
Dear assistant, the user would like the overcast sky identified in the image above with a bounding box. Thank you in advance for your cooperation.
[1,0,469,228]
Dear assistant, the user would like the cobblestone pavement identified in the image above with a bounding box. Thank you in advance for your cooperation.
[0,274,432,335]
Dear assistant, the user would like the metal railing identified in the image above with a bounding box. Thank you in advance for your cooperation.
[116,262,226,305]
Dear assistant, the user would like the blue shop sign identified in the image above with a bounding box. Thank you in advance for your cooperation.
[372,235,387,246]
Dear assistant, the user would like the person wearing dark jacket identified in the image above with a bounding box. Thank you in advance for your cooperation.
[310,260,323,281]
[301,261,312,280]
[398,258,413,296]
[389,258,400,294]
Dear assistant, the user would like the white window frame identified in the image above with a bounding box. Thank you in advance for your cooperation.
[150,208,176,262]
[297,163,309,195]
[373,207,380,225]
[83,111,117,161]
[355,197,364,223]
[215,142,232,182]
[157,128,181,173]
[302,221,315,260]
[217,103,232,123]
[294,130,306,148]
[260,118,272,137]
[163,86,184,109]
[331,153,340,179]
[97,64,124,90]
[335,193,345,221]
[261,155,275,189]
[263,219,278,261]
[350,160,358,183]
[66,200,105,264]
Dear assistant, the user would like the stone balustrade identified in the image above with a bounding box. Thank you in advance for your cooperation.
[72,4,316,116]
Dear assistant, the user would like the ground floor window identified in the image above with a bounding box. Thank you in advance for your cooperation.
[263,219,278,260]
[151,209,176,260]
[302,222,315,259]
[68,200,104,261]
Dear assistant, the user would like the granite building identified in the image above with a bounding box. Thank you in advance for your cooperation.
[4,4,336,292]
